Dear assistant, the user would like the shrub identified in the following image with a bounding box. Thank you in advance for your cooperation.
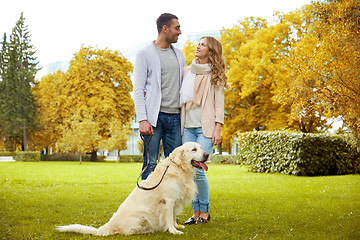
[209,155,239,164]
[239,131,360,176]
[40,153,106,162]
[0,151,16,156]
[14,151,41,162]
[116,155,142,163]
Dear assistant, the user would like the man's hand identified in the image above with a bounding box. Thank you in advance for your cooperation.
[139,120,154,135]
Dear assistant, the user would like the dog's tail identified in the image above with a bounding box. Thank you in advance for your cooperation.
[56,224,99,235]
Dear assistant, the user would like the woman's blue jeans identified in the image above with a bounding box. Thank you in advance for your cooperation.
[141,112,182,180]
[182,127,213,213]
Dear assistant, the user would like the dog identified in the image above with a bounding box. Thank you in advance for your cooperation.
[56,142,209,235]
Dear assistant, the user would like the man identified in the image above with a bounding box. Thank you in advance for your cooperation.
[134,13,186,180]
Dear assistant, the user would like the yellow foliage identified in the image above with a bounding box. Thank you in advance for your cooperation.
[274,0,360,138]
[56,111,102,154]
[100,119,132,152]
[221,17,290,143]
[34,46,134,153]
[182,40,196,66]
[33,70,67,148]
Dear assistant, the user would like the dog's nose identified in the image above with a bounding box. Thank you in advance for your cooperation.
[203,152,209,159]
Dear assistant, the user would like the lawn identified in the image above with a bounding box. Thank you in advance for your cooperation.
[0,161,359,240]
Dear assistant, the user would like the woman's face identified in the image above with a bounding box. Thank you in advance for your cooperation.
[195,38,210,63]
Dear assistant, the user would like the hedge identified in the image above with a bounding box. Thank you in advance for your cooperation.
[40,153,106,162]
[238,131,360,176]
[116,155,142,163]
[0,151,16,157]
[14,151,41,162]
[209,155,239,164]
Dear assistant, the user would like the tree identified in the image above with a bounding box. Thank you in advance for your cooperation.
[56,110,103,164]
[0,33,8,148]
[32,70,67,151]
[272,5,330,133]
[0,13,40,151]
[221,17,291,148]
[102,119,132,162]
[35,46,134,161]
[182,40,196,65]
[311,0,360,143]
[274,0,360,143]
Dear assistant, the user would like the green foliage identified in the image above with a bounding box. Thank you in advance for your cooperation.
[209,155,239,165]
[40,153,106,162]
[239,131,360,176]
[116,154,142,163]
[0,151,16,156]
[14,151,40,162]
[0,12,40,151]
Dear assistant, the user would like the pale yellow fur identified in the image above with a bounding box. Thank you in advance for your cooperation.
[57,142,208,235]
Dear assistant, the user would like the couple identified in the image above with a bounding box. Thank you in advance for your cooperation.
[133,13,227,225]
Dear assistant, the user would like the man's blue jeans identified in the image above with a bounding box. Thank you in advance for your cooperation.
[182,127,213,213]
[141,112,182,180]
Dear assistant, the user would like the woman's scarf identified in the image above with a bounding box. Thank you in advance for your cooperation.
[180,59,211,107]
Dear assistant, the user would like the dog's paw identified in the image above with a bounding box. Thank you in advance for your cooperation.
[169,228,183,235]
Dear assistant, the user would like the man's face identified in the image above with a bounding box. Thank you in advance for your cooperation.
[165,19,181,43]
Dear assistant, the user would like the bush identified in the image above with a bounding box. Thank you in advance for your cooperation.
[14,151,41,162]
[209,155,239,164]
[116,155,142,163]
[40,153,106,162]
[0,151,16,156]
[239,131,360,176]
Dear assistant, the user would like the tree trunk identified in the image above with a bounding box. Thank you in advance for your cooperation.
[22,120,27,151]
[79,152,82,164]
[117,150,120,163]
[90,150,97,162]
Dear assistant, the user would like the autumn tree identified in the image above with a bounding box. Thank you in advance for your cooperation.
[182,40,196,65]
[272,5,331,133]
[56,111,103,164]
[101,119,132,161]
[34,46,134,161]
[0,13,40,151]
[32,70,67,152]
[311,0,360,143]
[221,17,291,149]
[274,0,360,144]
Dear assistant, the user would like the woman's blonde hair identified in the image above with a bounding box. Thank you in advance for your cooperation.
[200,36,228,87]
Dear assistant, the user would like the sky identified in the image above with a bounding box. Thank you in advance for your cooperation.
[1,0,313,78]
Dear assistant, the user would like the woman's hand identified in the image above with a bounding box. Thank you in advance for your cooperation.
[212,123,222,145]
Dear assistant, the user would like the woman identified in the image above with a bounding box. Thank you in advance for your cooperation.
[180,36,227,225]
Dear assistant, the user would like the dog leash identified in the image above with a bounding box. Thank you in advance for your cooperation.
[137,134,172,191]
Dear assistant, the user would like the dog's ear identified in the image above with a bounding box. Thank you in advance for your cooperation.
[170,148,185,165]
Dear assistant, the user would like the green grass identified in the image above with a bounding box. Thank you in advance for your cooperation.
[0,162,359,240]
